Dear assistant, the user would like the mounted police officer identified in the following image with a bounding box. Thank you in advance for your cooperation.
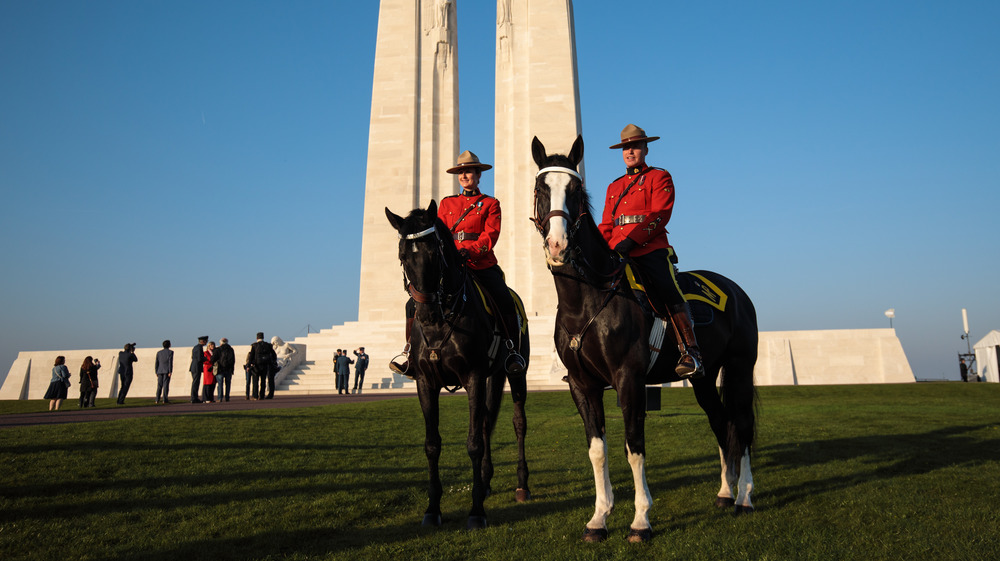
[390,150,526,377]
[599,124,703,378]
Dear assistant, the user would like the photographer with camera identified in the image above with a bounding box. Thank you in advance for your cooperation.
[116,342,138,405]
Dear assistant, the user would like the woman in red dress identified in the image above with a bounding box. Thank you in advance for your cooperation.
[202,341,216,403]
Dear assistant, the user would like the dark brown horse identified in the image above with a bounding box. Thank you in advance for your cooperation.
[386,200,530,530]
[530,136,758,542]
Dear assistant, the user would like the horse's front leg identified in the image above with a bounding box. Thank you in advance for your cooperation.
[568,379,612,542]
[479,370,506,499]
[466,371,489,529]
[418,382,443,526]
[619,375,652,543]
[508,371,530,502]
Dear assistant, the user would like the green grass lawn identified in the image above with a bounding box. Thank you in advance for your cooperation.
[2,384,998,560]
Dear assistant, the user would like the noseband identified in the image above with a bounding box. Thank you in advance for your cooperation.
[531,166,583,234]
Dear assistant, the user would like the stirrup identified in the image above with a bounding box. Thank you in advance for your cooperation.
[503,340,526,374]
[505,352,526,374]
[675,348,704,380]
[389,351,415,379]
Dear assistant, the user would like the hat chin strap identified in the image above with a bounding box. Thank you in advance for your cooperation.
[535,166,582,181]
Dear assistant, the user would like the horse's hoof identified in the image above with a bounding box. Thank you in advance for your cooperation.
[421,513,442,527]
[715,496,736,509]
[515,488,531,503]
[627,528,653,543]
[581,527,608,543]
[466,515,488,530]
[734,505,755,516]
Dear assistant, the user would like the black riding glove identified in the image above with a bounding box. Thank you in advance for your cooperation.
[613,237,638,256]
[458,248,471,261]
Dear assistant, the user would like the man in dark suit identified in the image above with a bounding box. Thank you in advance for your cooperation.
[154,340,173,404]
[215,337,236,401]
[189,336,207,403]
[250,332,277,400]
[116,343,138,405]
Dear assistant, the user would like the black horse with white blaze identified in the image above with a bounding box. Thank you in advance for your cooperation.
[386,201,531,530]
[530,136,759,543]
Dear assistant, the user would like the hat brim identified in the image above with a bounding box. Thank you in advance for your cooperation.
[609,136,660,149]
[446,163,492,174]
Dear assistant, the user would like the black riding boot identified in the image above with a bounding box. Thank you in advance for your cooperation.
[669,302,704,379]
[389,317,415,379]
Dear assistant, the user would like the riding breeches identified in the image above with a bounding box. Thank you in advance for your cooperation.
[630,248,685,315]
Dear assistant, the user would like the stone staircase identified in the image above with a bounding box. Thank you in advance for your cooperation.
[274,316,568,396]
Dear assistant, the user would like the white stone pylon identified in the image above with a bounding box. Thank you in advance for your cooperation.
[493,0,583,318]
[358,0,460,323]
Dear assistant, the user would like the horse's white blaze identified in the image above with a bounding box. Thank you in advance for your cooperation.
[586,436,614,529]
[717,446,734,500]
[626,443,652,530]
[735,448,754,508]
[544,172,571,265]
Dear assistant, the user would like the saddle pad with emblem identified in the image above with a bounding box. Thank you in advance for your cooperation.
[624,265,727,325]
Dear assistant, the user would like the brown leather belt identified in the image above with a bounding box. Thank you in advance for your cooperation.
[453,231,479,241]
[613,214,646,226]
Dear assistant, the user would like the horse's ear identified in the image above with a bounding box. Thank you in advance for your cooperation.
[427,199,437,217]
[385,207,403,232]
[568,135,584,168]
[531,136,547,168]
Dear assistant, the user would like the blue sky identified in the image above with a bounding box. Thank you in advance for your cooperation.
[1,0,998,385]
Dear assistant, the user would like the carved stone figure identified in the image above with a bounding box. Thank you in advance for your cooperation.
[271,336,297,369]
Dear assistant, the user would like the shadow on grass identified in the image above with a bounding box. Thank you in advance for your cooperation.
[755,423,1000,509]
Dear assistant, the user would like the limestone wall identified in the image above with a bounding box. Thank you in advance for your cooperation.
[1,344,304,401]
[2,327,914,400]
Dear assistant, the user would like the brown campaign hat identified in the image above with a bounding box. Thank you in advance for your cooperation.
[609,123,660,149]
[446,150,492,174]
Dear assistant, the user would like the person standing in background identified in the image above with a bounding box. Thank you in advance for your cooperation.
[189,336,207,403]
[202,341,217,403]
[250,332,277,400]
[45,356,71,411]
[78,356,100,408]
[335,349,354,395]
[352,347,369,394]
[155,340,173,404]
[116,343,138,405]
[215,337,236,402]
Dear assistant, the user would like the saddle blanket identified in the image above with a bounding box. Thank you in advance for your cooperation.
[471,280,528,365]
[624,266,729,374]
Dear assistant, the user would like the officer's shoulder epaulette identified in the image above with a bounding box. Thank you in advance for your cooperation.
[612,174,628,182]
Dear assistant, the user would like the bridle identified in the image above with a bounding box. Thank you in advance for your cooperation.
[399,220,472,391]
[400,224,465,307]
[531,165,630,353]
[530,166,583,235]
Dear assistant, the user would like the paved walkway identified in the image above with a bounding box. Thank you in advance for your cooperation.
[0,393,414,429]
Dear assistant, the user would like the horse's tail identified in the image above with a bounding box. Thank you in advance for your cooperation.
[720,364,758,460]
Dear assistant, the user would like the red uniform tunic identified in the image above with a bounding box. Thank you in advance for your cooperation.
[202,351,214,385]
[598,164,675,258]
[437,189,501,271]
